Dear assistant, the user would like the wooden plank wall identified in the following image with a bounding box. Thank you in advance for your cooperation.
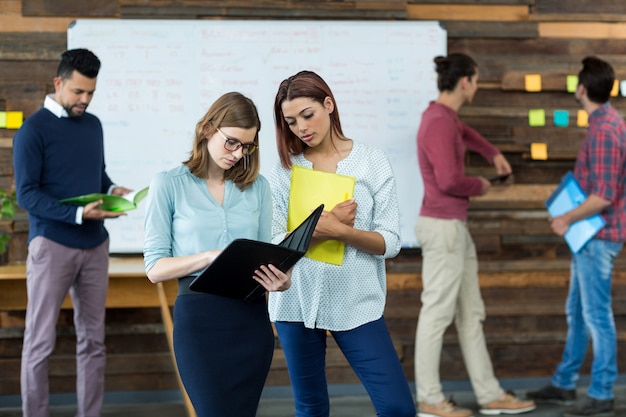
[2,0,626,396]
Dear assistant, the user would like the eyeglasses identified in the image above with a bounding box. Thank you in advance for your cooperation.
[215,127,257,155]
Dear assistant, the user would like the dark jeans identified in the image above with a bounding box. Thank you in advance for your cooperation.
[275,317,416,417]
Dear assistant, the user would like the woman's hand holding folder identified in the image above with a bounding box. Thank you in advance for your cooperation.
[311,200,357,245]
[331,199,357,227]
[253,264,293,292]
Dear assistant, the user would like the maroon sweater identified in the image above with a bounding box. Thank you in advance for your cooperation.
[417,101,500,221]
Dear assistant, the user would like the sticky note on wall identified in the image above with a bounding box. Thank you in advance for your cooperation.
[531,143,548,160]
[611,79,619,97]
[577,109,588,127]
[553,110,569,127]
[528,109,546,127]
[525,74,542,92]
[6,111,23,129]
[0,112,6,128]
[566,75,578,93]
[620,80,626,97]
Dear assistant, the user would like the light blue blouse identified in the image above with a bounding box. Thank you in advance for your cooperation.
[268,141,401,331]
[143,165,272,279]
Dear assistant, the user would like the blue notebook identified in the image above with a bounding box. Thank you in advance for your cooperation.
[545,171,606,253]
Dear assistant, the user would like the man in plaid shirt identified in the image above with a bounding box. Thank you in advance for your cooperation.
[527,57,626,417]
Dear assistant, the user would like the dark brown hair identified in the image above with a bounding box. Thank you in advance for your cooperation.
[57,49,101,80]
[578,56,615,104]
[434,53,477,92]
[273,70,344,169]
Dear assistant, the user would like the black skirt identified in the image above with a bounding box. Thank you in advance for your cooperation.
[173,293,274,417]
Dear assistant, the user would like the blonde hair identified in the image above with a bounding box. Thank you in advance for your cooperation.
[183,92,261,190]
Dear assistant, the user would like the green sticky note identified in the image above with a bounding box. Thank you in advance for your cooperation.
[528,109,546,127]
[553,110,569,127]
[0,112,6,128]
[566,75,578,93]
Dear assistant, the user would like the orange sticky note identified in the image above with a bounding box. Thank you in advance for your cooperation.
[525,74,542,92]
[530,143,548,160]
[0,112,6,128]
[6,111,23,129]
[577,109,588,127]
[611,79,619,97]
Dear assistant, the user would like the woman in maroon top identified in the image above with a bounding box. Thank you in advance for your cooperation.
[414,53,534,417]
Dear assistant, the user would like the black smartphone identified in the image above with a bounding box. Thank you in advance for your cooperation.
[488,173,510,184]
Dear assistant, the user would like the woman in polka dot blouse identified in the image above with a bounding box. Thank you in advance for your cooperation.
[267,70,415,417]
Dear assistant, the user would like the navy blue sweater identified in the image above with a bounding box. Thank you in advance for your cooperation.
[13,107,114,248]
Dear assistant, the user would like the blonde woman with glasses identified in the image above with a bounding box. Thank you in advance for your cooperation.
[143,91,292,417]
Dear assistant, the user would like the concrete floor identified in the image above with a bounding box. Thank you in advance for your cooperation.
[2,379,626,417]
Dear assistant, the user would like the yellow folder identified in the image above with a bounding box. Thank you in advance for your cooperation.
[288,165,356,265]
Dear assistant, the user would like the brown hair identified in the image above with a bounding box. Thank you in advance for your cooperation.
[273,70,344,169]
[183,92,261,190]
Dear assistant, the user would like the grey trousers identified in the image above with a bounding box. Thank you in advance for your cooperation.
[21,236,109,417]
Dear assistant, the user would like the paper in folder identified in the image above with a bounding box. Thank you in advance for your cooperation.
[289,165,356,265]
[545,171,606,254]
[188,203,324,302]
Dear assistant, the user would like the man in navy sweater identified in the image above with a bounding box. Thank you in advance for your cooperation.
[13,49,131,417]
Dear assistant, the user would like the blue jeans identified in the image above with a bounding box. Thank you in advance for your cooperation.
[552,238,623,400]
[274,317,416,417]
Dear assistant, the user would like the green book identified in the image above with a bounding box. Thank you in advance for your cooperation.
[59,186,149,212]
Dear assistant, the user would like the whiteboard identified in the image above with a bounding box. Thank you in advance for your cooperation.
[67,19,446,253]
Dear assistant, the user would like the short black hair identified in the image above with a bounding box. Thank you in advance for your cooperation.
[57,49,101,80]
[578,56,615,104]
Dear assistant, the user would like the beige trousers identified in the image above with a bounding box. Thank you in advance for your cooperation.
[414,216,503,405]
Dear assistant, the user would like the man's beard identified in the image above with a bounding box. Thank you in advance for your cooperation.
[64,105,85,118]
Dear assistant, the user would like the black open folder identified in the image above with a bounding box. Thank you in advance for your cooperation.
[188,204,324,302]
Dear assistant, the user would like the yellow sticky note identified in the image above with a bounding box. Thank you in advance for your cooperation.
[528,109,546,127]
[577,109,588,127]
[525,74,542,92]
[0,112,6,128]
[566,75,578,93]
[611,79,619,97]
[6,111,23,129]
[530,143,548,160]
